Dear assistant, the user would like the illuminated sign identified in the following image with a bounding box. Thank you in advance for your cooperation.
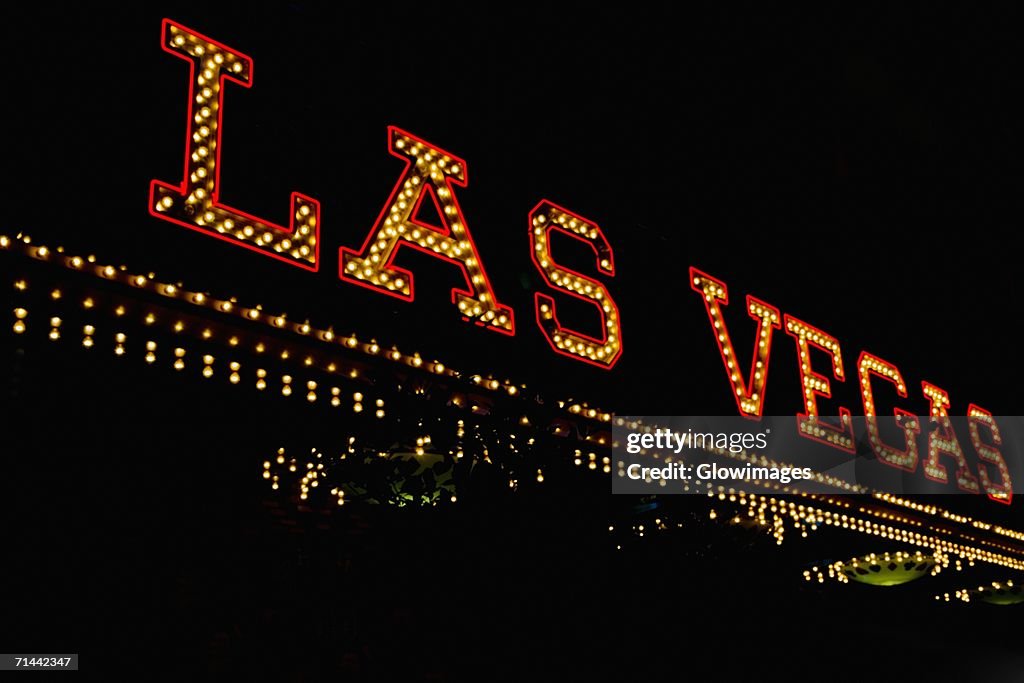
[149,20,321,271]
[149,19,616,367]
[690,269,1012,504]
[144,20,1010,502]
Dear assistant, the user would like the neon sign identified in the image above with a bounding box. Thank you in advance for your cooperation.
[149,20,321,271]
[149,19,616,367]
[689,268,1012,504]
[145,20,1011,502]
[340,128,516,335]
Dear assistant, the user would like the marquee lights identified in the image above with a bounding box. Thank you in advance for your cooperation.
[690,268,780,417]
[145,20,641,355]
[783,315,855,453]
[22,16,1024,501]
[530,201,622,369]
[7,238,1024,579]
[635,489,1024,573]
[6,229,1015,504]
[938,580,1024,605]
[340,128,514,334]
[967,404,1012,504]
[922,382,981,494]
[149,20,322,271]
[858,351,920,471]
[1,233,605,429]
[690,266,1012,502]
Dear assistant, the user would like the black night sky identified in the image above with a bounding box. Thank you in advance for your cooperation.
[2,4,1023,680]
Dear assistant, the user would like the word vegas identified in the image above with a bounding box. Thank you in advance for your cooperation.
[148,21,1010,504]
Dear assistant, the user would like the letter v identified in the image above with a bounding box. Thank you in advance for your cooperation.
[690,267,781,419]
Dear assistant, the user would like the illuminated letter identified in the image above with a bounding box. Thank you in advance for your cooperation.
[689,269,780,418]
[858,352,920,471]
[921,383,980,493]
[530,201,622,368]
[784,316,854,452]
[149,19,321,271]
[340,127,514,334]
[967,404,1012,504]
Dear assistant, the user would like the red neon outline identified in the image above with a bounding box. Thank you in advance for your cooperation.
[784,314,855,454]
[529,200,622,370]
[339,126,515,336]
[857,351,920,473]
[967,403,1013,505]
[921,382,981,494]
[148,18,321,272]
[688,267,780,419]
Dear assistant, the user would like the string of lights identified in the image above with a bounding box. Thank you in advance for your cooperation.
[5,231,1024,585]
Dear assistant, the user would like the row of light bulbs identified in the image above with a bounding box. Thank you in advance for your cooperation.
[8,232,1024,571]
[714,489,1024,572]
[614,412,1024,547]
[2,232,612,424]
[936,579,1018,604]
[8,273,620,510]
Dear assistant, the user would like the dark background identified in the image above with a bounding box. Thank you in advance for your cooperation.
[2,3,1023,680]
